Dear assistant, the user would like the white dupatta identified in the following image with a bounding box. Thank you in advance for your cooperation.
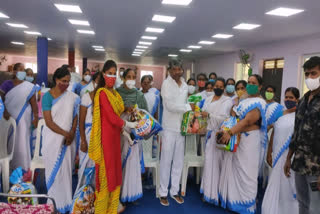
[42,91,80,213]
[5,81,37,170]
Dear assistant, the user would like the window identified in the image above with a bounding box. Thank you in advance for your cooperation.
[235,63,250,82]
[140,70,153,80]
[25,63,37,73]
[301,54,320,95]
[263,59,284,69]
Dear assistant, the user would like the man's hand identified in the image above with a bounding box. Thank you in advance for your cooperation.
[201,111,208,118]
[284,159,291,177]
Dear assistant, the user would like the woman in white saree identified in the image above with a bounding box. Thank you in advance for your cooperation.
[218,74,267,214]
[262,87,300,214]
[42,67,80,213]
[200,78,233,205]
[0,63,38,171]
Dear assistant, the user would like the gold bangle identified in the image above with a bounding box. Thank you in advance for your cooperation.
[227,129,233,136]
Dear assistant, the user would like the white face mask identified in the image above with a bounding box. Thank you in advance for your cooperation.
[120,71,124,76]
[126,80,136,89]
[305,77,320,91]
[206,91,215,97]
[188,85,196,94]
[84,75,91,83]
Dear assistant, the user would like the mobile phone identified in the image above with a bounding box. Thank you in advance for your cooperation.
[309,181,319,192]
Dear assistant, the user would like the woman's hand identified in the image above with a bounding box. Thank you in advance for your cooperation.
[65,130,75,146]
[284,159,291,177]
[126,106,134,113]
[219,131,231,145]
[32,117,39,129]
[80,139,88,153]
[201,111,208,118]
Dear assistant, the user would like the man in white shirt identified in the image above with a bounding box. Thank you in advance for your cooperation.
[159,59,194,206]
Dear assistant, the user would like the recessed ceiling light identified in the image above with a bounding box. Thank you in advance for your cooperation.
[188,45,202,49]
[47,38,52,41]
[6,23,28,28]
[68,19,90,26]
[11,41,24,45]
[233,23,261,30]
[133,52,143,55]
[54,4,82,13]
[145,27,165,33]
[168,54,178,57]
[132,54,141,56]
[134,49,145,52]
[152,14,176,23]
[212,34,233,39]
[180,49,192,53]
[162,0,192,6]
[77,30,95,35]
[141,36,157,40]
[139,41,152,45]
[266,7,304,17]
[136,45,148,49]
[199,41,215,45]
[92,45,103,49]
[95,48,105,52]
[0,12,9,18]
[24,31,42,35]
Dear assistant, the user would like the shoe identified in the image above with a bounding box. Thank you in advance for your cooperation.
[171,194,184,204]
[159,197,169,206]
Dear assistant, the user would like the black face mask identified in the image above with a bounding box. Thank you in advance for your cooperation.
[214,88,224,96]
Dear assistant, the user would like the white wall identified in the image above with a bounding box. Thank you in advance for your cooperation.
[195,35,320,102]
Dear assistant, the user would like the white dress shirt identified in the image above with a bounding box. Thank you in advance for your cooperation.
[161,75,191,132]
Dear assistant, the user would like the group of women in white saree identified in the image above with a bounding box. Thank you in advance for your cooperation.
[200,74,300,214]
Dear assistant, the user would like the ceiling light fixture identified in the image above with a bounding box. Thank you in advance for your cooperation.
[95,48,105,52]
[47,38,52,41]
[0,12,9,18]
[188,45,202,49]
[92,45,103,49]
[136,45,148,49]
[24,31,42,35]
[233,23,261,30]
[162,0,192,6]
[199,41,215,45]
[77,30,95,34]
[134,49,145,52]
[141,36,157,40]
[68,19,90,26]
[54,4,82,13]
[132,54,141,56]
[266,7,304,17]
[145,27,165,33]
[152,14,176,23]
[212,34,233,39]
[139,41,152,45]
[180,49,192,53]
[6,23,28,28]
[11,41,24,45]
[168,54,178,57]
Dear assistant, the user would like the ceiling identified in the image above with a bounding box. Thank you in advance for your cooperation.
[0,0,319,65]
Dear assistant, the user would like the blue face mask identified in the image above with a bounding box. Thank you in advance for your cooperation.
[25,76,34,83]
[16,71,26,81]
[285,100,297,109]
[208,79,216,83]
[226,85,235,93]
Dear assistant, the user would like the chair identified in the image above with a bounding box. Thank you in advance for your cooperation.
[0,117,17,193]
[181,134,205,197]
[142,135,160,198]
[30,119,46,182]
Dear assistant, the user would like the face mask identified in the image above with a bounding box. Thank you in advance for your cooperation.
[104,75,117,88]
[188,85,196,94]
[246,84,259,95]
[214,88,224,96]
[206,91,215,97]
[126,80,136,89]
[265,92,274,100]
[226,85,235,93]
[236,89,246,98]
[197,80,206,88]
[120,71,124,76]
[25,76,34,83]
[84,75,91,83]
[285,100,297,109]
[208,79,216,83]
[305,77,320,91]
[58,82,69,92]
[16,71,26,81]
